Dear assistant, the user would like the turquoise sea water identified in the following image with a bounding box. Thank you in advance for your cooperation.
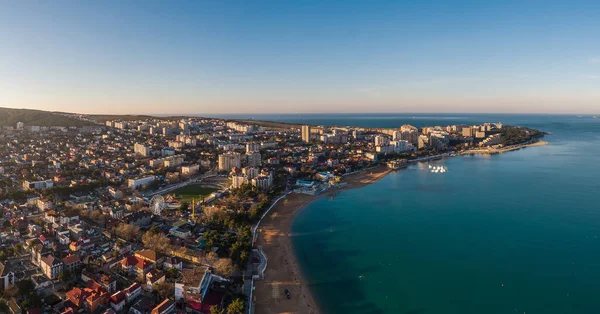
[276,114,600,314]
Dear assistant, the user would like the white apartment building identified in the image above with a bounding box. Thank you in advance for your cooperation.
[246,142,261,153]
[242,166,259,179]
[22,179,54,191]
[181,164,200,175]
[252,175,273,190]
[128,176,156,189]
[246,152,262,167]
[231,175,248,189]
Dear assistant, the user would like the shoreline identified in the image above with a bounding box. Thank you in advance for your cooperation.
[458,139,549,155]
[253,165,391,314]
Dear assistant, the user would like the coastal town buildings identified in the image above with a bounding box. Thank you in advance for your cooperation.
[0,111,537,314]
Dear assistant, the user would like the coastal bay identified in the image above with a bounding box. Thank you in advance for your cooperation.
[253,166,391,314]
[250,114,600,314]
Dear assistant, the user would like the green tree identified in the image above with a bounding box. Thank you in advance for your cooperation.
[210,306,225,314]
[227,298,244,314]
[58,271,72,282]
[0,297,8,313]
[165,267,180,279]
[17,279,35,295]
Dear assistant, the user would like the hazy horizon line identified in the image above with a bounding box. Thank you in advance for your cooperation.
[2,106,598,117]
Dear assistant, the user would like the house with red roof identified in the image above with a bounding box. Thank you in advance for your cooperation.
[121,256,154,278]
[151,299,175,314]
[109,290,126,312]
[123,282,142,303]
[65,281,109,313]
[60,307,74,314]
[38,235,49,246]
[62,254,81,273]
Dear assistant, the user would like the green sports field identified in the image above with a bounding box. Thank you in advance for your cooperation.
[169,185,218,202]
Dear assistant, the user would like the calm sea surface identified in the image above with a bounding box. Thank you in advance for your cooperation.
[216,113,600,313]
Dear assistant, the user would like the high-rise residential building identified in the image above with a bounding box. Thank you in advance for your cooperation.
[230,175,248,189]
[134,143,150,157]
[242,166,259,179]
[114,121,128,130]
[246,142,261,153]
[418,135,429,149]
[246,152,262,167]
[301,125,311,143]
[430,132,449,150]
[252,174,273,190]
[16,122,24,130]
[179,121,188,131]
[218,152,242,172]
[400,124,419,144]
[462,128,473,137]
[374,135,390,146]
[392,130,400,141]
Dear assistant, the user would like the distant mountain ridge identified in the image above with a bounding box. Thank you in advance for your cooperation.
[0,107,94,127]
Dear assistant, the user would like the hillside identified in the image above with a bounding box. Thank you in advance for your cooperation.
[0,107,94,127]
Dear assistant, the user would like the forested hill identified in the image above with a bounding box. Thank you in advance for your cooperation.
[0,107,94,127]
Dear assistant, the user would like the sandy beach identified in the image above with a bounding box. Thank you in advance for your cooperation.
[253,166,391,314]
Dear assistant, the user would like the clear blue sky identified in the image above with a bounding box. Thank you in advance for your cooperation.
[1,0,599,114]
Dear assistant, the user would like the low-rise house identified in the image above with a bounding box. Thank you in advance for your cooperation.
[0,262,15,291]
[109,291,126,312]
[169,224,192,239]
[151,299,176,314]
[124,282,142,303]
[163,256,182,271]
[145,269,165,292]
[175,267,223,313]
[40,255,63,279]
[121,211,152,227]
[65,281,109,313]
[129,295,155,314]
[121,256,154,278]
[134,249,165,265]
[62,254,81,273]
[81,270,117,293]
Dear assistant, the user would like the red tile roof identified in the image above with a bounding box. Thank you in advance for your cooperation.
[63,254,80,265]
[121,256,152,270]
[110,291,125,304]
[186,291,224,312]
[124,282,141,294]
[152,299,175,314]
